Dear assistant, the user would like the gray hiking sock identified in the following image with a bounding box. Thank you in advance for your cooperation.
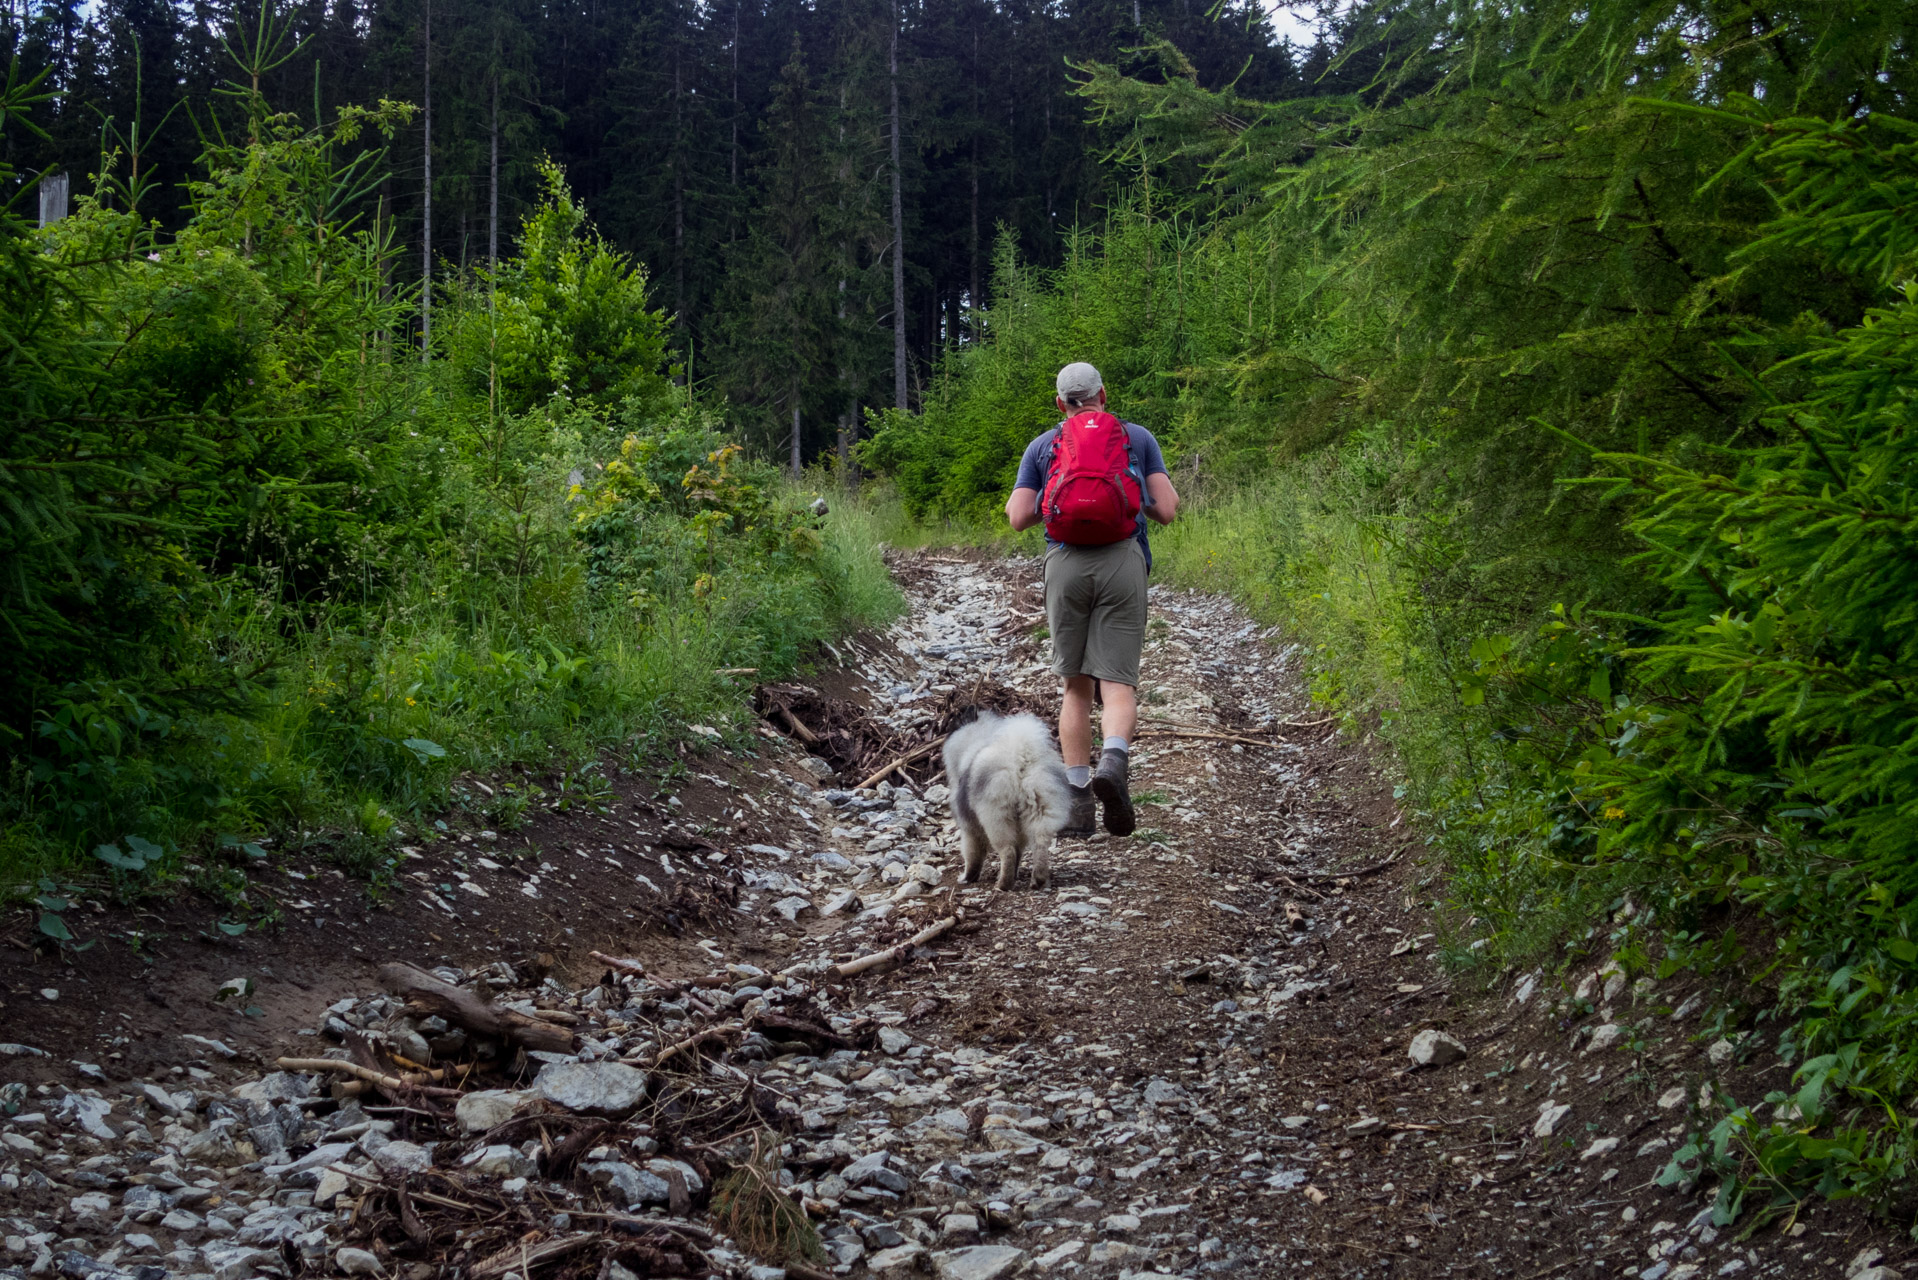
[1067,765,1091,787]
[1103,736,1129,753]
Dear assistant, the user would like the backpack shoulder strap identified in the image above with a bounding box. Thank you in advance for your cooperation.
[1037,422,1066,478]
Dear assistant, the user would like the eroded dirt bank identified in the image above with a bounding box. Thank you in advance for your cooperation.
[2,552,1907,1280]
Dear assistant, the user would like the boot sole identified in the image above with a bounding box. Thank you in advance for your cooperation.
[1091,773,1136,837]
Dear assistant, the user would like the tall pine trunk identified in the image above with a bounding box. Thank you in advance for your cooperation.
[489,68,498,269]
[970,18,980,319]
[890,0,906,411]
[421,0,432,363]
[673,4,685,317]
[791,400,802,478]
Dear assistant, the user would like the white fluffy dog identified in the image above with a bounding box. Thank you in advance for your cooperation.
[942,710,1073,890]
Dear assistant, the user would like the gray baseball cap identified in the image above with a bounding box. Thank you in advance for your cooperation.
[1055,362,1103,405]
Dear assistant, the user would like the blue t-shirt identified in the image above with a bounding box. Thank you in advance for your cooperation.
[1015,421,1168,568]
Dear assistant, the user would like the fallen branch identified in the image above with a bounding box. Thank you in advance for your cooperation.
[829,915,957,980]
[588,950,647,976]
[650,1024,743,1068]
[855,735,948,791]
[714,668,759,676]
[274,1057,465,1097]
[1296,853,1404,883]
[470,1234,595,1280]
[377,962,575,1054]
[1134,728,1290,750]
[775,707,820,743]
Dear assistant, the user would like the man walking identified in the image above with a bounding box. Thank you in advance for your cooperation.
[1005,362,1179,837]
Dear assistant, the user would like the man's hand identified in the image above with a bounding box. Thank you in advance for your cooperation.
[1145,472,1180,525]
[1006,486,1044,532]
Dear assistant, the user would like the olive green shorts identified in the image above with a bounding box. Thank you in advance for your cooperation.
[1043,538,1148,687]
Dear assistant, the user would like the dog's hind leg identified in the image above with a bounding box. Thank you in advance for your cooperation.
[958,817,990,884]
[1027,831,1052,891]
[993,815,1025,891]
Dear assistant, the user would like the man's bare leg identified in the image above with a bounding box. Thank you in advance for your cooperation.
[1058,676,1099,838]
[1060,675,1097,769]
[1099,680,1138,746]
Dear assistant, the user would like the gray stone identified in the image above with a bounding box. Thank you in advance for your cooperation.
[583,1161,671,1207]
[843,1150,909,1194]
[159,1211,203,1234]
[932,1245,1028,1280]
[1344,1117,1386,1136]
[1407,1029,1468,1068]
[266,1142,355,1178]
[1583,1023,1626,1055]
[869,1244,926,1272]
[134,1085,184,1117]
[201,1245,274,1280]
[877,1027,913,1055]
[533,1061,648,1115]
[643,1157,703,1195]
[453,1090,526,1135]
[461,1145,535,1178]
[370,1141,432,1175]
[1140,1078,1186,1106]
[334,1247,382,1276]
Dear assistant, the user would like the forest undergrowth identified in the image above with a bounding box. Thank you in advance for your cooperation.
[860,0,1918,1233]
[0,43,898,919]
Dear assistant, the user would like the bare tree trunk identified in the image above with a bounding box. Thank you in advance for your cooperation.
[730,2,740,190]
[421,0,432,363]
[791,401,802,478]
[969,18,980,321]
[890,0,907,412]
[838,400,857,488]
[489,68,499,269]
[673,4,685,317]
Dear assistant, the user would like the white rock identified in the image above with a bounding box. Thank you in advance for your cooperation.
[932,1245,1028,1280]
[372,1141,432,1174]
[1580,1136,1620,1161]
[772,895,814,921]
[1408,1029,1468,1068]
[1657,1085,1689,1110]
[869,1243,927,1272]
[1534,1102,1572,1138]
[336,1246,383,1275]
[461,1144,535,1178]
[454,1089,526,1134]
[1033,1240,1084,1269]
[534,1060,649,1114]
[1707,1037,1737,1067]
[1584,1023,1626,1054]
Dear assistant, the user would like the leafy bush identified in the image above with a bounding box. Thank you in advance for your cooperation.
[0,47,898,892]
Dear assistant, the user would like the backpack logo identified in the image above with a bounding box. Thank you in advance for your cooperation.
[1041,410,1142,546]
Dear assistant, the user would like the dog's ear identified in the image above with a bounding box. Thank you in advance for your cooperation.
[950,705,982,731]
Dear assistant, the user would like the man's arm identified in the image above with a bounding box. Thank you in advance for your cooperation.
[1144,472,1179,525]
[1006,487,1044,531]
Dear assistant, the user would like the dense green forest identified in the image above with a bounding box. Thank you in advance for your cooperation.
[8,0,1918,1224]
[864,0,1918,1222]
[1,0,1298,454]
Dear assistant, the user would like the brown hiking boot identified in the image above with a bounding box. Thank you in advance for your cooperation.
[1061,782,1096,837]
[1092,748,1135,837]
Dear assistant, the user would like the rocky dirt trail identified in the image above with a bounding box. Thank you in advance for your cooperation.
[3,552,1909,1280]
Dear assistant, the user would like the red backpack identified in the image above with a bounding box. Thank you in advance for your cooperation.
[1040,410,1142,545]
